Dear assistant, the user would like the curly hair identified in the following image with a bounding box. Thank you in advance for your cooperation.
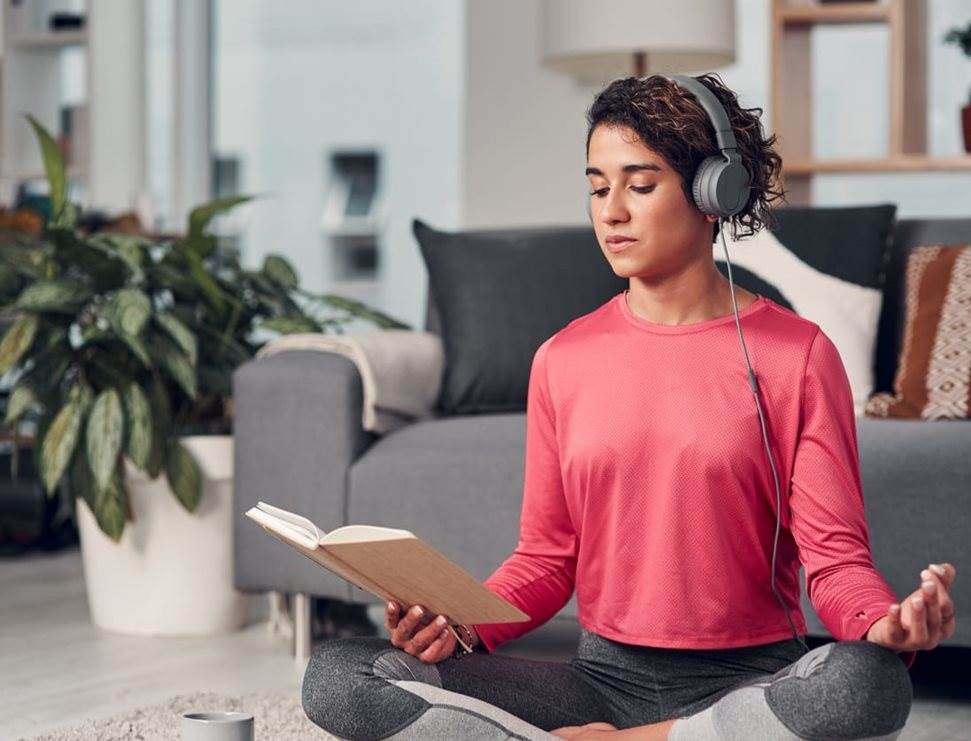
[585,73,786,242]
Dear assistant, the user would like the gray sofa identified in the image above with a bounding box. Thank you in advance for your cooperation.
[232,217,971,655]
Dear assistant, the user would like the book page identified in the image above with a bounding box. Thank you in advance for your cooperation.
[322,524,415,544]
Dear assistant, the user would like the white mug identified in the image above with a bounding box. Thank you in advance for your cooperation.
[181,711,254,741]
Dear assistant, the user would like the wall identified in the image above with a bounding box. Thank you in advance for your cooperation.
[208,0,971,328]
[212,0,465,329]
[463,0,971,236]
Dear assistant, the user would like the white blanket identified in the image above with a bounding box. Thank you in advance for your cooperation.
[255,330,445,434]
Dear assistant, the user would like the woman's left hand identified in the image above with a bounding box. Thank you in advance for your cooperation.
[550,721,619,738]
[865,562,957,652]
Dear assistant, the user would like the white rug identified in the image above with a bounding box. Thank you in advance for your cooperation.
[21,690,339,740]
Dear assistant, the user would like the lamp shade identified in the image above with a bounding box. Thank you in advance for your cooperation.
[540,0,736,83]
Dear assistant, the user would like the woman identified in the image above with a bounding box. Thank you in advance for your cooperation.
[301,74,957,741]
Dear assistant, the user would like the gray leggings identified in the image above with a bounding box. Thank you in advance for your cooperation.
[301,627,913,740]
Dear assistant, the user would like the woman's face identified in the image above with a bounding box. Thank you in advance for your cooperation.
[585,123,715,282]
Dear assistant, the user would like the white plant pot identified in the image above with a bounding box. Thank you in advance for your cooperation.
[76,434,247,636]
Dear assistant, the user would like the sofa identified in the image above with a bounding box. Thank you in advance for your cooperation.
[232,216,971,655]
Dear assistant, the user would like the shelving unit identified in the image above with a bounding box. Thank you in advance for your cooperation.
[770,0,971,205]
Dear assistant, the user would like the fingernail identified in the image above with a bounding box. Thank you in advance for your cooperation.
[440,628,448,639]
[930,564,946,577]
[922,580,936,593]
[435,616,446,627]
[912,596,924,608]
[921,569,932,580]
[890,604,900,614]
[388,602,395,612]
[413,606,423,617]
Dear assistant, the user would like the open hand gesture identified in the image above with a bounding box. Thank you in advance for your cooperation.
[866,562,956,652]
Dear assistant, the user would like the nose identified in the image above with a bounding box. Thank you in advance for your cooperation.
[598,189,630,225]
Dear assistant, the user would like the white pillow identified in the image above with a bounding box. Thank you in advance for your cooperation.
[714,227,884,417]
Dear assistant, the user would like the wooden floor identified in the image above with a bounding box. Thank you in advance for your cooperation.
[2,547,969,739]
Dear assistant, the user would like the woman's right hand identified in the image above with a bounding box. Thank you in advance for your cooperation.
[385,600,463,664]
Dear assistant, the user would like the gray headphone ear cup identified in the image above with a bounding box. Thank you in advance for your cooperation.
[693,157,751,218]
[716,161,752,217]
[692,156,723,216]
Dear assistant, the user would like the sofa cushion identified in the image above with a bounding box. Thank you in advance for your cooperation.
[347,413,583,614]
[711,204,897,415]
[866,243,971,419]
[414,218,626,415]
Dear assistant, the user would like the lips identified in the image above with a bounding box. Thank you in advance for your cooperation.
[605,237,635,253]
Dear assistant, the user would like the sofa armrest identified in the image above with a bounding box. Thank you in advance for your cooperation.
[254,329,445,435]
[232,350,381,600]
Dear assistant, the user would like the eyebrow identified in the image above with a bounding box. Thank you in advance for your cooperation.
[585,163,663,177]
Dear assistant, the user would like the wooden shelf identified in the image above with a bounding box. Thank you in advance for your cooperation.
[9,30,87,49]
[777,2,890,25]
[771,0,938,204]
[784,155,971,174]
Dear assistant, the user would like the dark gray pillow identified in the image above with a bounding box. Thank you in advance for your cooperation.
[413,218,626,416]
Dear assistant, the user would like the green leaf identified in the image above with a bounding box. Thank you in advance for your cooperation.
[15,280,90,314]
[39,398,83,495]
[180,234,217,260]
[0,263,22,299]
[155,336,197,399]
[25,115,67,224]
[68,381,94,414]
[262,254,298,290]
[185,250,227,318]
[3,383,37,426]
[123,383,152,470]
[260,316,320,335]
[155,313,198,366]
[92,464,128,542]
[187,195,253,238]
[111,288,152,336]
[165,439,202,512]
[0,314,39,375]
[146,375,171,479]
[0,243,47,280]
[85,388,124,492]
[117,330,151,366]
[87,234,148,281]
[69,447,96,515]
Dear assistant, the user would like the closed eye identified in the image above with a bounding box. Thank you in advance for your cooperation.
[589,186,655,197]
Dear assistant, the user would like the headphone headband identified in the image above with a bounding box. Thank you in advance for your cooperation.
[661,74,739,154]
[642,73,752,218]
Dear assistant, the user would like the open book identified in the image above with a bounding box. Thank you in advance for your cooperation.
[244,501,530,648]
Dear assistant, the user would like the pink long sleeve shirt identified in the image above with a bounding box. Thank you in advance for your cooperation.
[472,291,915,670]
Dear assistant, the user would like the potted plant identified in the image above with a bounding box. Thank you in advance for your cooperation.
[944,20,971,153]
[0,116,408,636]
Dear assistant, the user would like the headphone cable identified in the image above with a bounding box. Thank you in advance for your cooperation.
[718,217,810,656]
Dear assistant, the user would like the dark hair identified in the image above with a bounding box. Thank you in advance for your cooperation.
[585,73,786,242]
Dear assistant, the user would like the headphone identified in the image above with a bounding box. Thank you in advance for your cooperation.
[590,73,808,655]
[585,74,751,220]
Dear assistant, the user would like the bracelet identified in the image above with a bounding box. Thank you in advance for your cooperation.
[452,624,475,658]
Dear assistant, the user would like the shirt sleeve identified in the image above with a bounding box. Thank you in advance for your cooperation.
[789,328,915,670]
[471,336,578,653]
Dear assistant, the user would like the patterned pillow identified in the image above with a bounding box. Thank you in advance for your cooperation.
[711,204,897,416]
[865,244,971,420]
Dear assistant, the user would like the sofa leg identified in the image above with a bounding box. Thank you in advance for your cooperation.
[266,591,293,640]
[293,592,313,663]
